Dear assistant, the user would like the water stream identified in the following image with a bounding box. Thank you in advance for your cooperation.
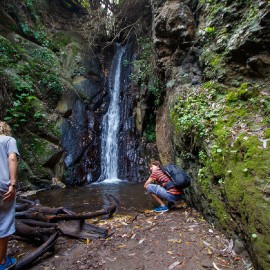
[99,45,126,182]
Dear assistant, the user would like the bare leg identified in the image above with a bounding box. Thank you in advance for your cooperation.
[0,237,8,264]
[149,193,165,206]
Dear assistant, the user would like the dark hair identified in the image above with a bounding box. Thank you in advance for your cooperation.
[150,159,161,167]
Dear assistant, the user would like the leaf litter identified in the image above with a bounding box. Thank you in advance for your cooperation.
[23,203,254,270]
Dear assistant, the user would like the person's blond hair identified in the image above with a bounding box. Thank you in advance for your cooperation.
[0,121,12,136]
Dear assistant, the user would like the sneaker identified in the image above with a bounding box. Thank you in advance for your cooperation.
[168,202,176,209]
[0,256,16,270]
[153,205,169,212]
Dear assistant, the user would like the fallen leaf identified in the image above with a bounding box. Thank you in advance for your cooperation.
[116,244,126,248]
[167,251,174,255]
[168,239,182,244]
[138,238,145,244]
[213,262,222,270]
[168,261,181,270]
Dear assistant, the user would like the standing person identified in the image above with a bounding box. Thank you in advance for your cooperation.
[0,121,19,270]
[144,159,183,212]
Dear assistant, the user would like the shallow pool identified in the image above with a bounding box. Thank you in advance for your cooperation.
[29,181,156,214]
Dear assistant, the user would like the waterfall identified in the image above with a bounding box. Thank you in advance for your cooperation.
[99,45,125,182]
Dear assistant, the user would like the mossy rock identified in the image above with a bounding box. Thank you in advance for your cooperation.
[18,131,63,186]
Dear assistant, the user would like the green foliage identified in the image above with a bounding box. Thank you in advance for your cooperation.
[51,32,73,50]
[3,74,42,130]
[130,38,162,106]
[19,23,49,46]
[0,37,23,68]
[204,26,216,35]
[143,122,156,142]
[172,80,270,267]
[23,0,39,21]
[225,83,260,103]
[171,87,222,146]
[200,49,226,80]
[41,72,63,106]
[264,128,270,139]
[0,30,63,130]
[31,47,59,67]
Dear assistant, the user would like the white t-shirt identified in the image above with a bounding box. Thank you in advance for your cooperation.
[0,135,19,189]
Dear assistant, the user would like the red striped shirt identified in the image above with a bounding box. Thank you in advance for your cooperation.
[150,168,182,195]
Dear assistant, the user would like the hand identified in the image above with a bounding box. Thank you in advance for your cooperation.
[144,177,153,189]
[3,185,16,202]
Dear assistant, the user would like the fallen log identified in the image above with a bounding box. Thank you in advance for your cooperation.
[17,219,58,228]
[15,220,57,240]
[14,193,118,269]
[15,232,59,270]
[46,207,116,221]
[59,220,108,240]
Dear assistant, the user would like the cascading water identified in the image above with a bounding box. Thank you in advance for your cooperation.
[99,45,125,182]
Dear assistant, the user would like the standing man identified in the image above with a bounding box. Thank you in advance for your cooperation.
[144,160,183,212]
[0,121,19,269]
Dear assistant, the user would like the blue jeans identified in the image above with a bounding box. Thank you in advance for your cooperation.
[146,184,183,202]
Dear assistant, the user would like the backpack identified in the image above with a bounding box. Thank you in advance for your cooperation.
[161,164,191,190]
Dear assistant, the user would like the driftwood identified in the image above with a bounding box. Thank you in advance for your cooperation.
[14,194,118,269]
[59,220,109,240]
[16,232,59,270]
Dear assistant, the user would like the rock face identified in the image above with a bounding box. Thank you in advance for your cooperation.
[152,0,270,269]
[0,0,151,187]
[0,1,105,187]
[58,43,104,186]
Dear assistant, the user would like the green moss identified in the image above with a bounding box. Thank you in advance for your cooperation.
[1,31,63,130]
[264,128,270,139]
[51,32,73,50]
[171,80,270,268]
[19,132,60,179]
[204,26,216,36]
[200,51,226,80]
[0,36,23,68]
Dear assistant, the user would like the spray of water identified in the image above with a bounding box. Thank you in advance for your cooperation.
[99,45,125,182]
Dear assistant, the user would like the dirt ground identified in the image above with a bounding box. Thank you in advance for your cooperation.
[10,202,254,270]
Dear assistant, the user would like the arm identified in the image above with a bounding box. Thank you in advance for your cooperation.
[3,153,18,202]
[144,177,154,189]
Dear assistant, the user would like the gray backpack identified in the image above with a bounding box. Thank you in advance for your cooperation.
[161,164,191,189]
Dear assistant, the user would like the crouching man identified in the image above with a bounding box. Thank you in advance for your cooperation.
[144,160,183,212]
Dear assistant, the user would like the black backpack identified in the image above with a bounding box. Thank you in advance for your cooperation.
[161,164,191,190]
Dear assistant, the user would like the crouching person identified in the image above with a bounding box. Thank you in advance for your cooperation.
[144,160,183,212]
[0,121,19,270]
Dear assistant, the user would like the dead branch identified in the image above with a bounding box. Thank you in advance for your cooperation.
[13,193,118,269]
[16,232,59,270]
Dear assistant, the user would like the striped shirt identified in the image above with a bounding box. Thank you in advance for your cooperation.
[150,168,182,195]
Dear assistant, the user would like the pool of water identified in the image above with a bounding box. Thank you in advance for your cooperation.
[29,182,156,214]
